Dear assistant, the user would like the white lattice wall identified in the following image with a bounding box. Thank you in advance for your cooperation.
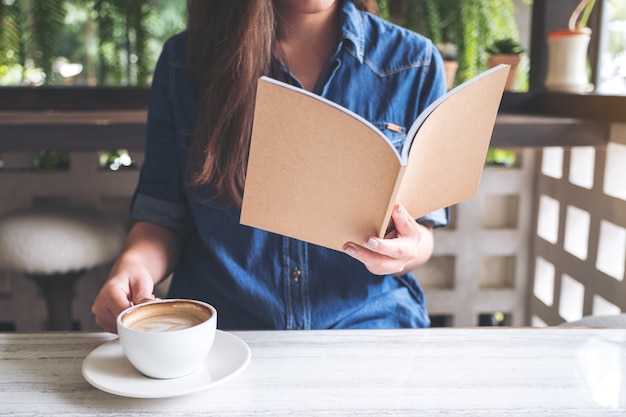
[529,123,626,326]
[415,149,536,327]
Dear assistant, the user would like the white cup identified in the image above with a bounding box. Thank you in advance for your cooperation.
[117,299,217,379]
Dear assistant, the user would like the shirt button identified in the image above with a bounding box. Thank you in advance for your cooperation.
[290,267,301,282]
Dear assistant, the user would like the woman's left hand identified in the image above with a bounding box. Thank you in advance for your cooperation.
[343,203,434,275]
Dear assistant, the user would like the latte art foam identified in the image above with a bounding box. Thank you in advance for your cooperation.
[130,315,204,332]
[121,300,212,333]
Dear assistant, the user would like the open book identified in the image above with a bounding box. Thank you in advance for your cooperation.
[241,64,509,251]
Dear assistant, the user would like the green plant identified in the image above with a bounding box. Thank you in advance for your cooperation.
[377,0,390,20]
[35,151,70,170]
[569,0,597,30]
[486,38,524,56]
[0,0,186,86]
[486,148,518,167]
[94,0,152,86]
[384,0,519,86]
[99,149,136,171]
[0,0,66,85]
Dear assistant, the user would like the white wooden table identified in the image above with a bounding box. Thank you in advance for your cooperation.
[1,328,625,416]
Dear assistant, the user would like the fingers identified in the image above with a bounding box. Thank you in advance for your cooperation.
[130,278,157,305]
[345,204,418,254]
[92,284,132,334]
[372,203,420,256]
[92,274,156,334]
[388,203,418,238]
[343,242,405,276]
[343,203,422,275]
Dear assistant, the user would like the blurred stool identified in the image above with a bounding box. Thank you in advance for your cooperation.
[0,205,125,331]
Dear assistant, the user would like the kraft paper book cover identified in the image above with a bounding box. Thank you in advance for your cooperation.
[240,64,509,251]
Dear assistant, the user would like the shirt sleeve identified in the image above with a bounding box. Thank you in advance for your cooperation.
[130,37,194,233]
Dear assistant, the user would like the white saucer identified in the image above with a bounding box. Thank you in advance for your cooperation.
[82,330,251,398]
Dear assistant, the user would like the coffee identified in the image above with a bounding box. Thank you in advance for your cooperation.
[122,301,212,332]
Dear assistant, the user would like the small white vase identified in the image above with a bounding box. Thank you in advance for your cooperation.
[544,28,593,93]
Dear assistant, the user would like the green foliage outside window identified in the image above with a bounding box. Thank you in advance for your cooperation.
[0,150,135,171]
[2,0,521,88]
[0,0,186,86]
[34,150,70,170]
[486,148,519,168]
[99,149,135,171]
[598,0,626,94]
[379,0,520,85]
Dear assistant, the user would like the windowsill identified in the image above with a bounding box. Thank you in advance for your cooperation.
[0,109,147,151]
[493,114,610,147]
[0,87,150,111]
[492,90,626,147]
[500,90,626,124]
[0,89,624,151]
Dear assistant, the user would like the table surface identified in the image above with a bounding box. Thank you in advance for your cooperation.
[1,328,625,416]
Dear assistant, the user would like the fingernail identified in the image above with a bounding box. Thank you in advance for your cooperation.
[344,245,357,256]
[395,204,403,215]
[365,238,379,249]
[136,295,155,304]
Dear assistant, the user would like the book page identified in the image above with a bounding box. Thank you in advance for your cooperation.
[397,65,509,218]
[241,78,403,251]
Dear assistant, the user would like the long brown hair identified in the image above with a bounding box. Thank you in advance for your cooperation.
[186,0,376,207]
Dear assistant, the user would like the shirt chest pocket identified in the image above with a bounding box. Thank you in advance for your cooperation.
[372,122,408,154]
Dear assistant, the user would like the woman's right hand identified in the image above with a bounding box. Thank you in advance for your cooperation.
[91,221,185,333]
[91,258,157,333]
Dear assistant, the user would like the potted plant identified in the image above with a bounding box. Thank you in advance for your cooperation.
[381,0,520,88]
[486,38,524,91]
[437,42,458,90]
[418,0,519,87]
[544,0,597,93]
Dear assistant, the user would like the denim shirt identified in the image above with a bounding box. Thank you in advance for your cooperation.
[132,1,449,330]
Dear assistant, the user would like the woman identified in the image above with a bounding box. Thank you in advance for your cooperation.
[92,0,449,333]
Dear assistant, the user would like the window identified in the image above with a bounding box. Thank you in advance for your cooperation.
[0,0,186,87]
[597,0,626,94]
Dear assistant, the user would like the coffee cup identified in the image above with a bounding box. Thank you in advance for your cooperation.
[116,299,217,379]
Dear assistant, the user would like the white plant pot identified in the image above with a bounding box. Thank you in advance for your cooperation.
[544,28,593,93]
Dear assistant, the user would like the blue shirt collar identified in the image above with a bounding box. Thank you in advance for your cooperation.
[339,1,365,63]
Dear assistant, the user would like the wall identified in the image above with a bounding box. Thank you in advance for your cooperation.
[415,149,535,327]
[529,124,626,325]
